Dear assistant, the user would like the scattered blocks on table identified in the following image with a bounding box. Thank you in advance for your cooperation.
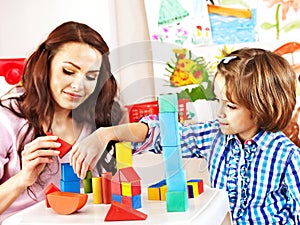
[104,201,147,221]
[187,179,204,197]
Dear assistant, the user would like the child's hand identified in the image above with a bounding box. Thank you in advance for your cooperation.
[20,135,61,187]
[69,130,109,179]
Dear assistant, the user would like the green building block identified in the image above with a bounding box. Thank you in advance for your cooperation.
[166,191,189,212]
[83,170,93,193]
[158,94,178,113]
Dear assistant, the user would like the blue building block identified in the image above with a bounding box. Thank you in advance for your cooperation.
[112,194,122,203]
[158,94,178,113]
[162,146,183,177]
[166,170,187,192]
[149,179,166,188]
[159,112,180,147]
[132,194,142,209]
[60,179,80,193]
[61,163,80,182]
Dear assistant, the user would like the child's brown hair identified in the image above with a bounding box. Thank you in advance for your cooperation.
[216,47,296,132]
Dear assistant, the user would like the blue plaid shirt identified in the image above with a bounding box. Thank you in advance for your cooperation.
[132,116,300,225]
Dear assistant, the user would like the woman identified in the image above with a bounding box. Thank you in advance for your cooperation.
[0,21,122,223]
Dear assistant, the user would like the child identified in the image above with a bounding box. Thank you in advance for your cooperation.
[70,47,300,224]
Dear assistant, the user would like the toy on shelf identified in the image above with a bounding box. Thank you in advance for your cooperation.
[158,93,189,212]
[0,58,26,85]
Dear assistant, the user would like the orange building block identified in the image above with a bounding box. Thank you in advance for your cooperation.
[44,183,60,208]
[104,201,147,221]
[47,191,88,215]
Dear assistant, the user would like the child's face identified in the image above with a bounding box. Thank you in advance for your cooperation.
[49,42,102,111]
[214,74,259,141]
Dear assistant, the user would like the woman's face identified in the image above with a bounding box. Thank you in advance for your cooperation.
[50,42,102,111]
[214,74,259,141]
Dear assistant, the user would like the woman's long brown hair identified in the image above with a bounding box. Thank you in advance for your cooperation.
[0,21,122,197]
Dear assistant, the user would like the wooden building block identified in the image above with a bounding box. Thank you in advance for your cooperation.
[111,179,122,195]
[61,163,80,182]
[159,112,180,147]
[83,170,93,193]
[188,179,204,195]
[112,194,122,204]
[166,191,189,212]
[160,185,167,201]
[187,182,199,198]
[47,191,88,215]
[158,94,178,113]
[46,132,72,158]
[122,182,132,197]
[60,179,80,193]
[116,142,132,169]
[92,177,103,204]
[104,201,147,221]
[44,183,60,208]
[101,172,112,204]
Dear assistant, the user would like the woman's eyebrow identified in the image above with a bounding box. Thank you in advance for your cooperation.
[63,61,100,72]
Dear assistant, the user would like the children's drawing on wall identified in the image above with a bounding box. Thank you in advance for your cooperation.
[145,0,213,47]
[207,0,258,44]
[259,0,300,41]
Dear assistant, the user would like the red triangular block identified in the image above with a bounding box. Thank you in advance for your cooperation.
[104,201,147,221]
[44,183,60,208]
[46,132,72,158]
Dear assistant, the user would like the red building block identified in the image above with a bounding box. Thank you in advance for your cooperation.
[104,201,147,221]
[101,172,112,204]
[46,132,72,158]
[44,183,60,207]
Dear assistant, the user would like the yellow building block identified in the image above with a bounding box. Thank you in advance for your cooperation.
[92,177,103,204]
[187,182,199,198]
[121,182,132,196]
[147,187,160,200]
[116,142,132,169]
[160,185,167,201]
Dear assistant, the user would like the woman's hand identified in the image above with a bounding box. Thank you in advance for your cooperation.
[20,135,61,187]
[69,129,110,179]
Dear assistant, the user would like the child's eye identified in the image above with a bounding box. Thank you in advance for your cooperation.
[63,68,74,75]
[226,104,237,109]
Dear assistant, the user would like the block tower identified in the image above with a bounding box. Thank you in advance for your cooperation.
[158,93,188,212]
[110,142,142,209]
[60,163,80,193]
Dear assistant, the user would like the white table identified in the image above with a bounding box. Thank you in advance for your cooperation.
[3,185,231,225]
